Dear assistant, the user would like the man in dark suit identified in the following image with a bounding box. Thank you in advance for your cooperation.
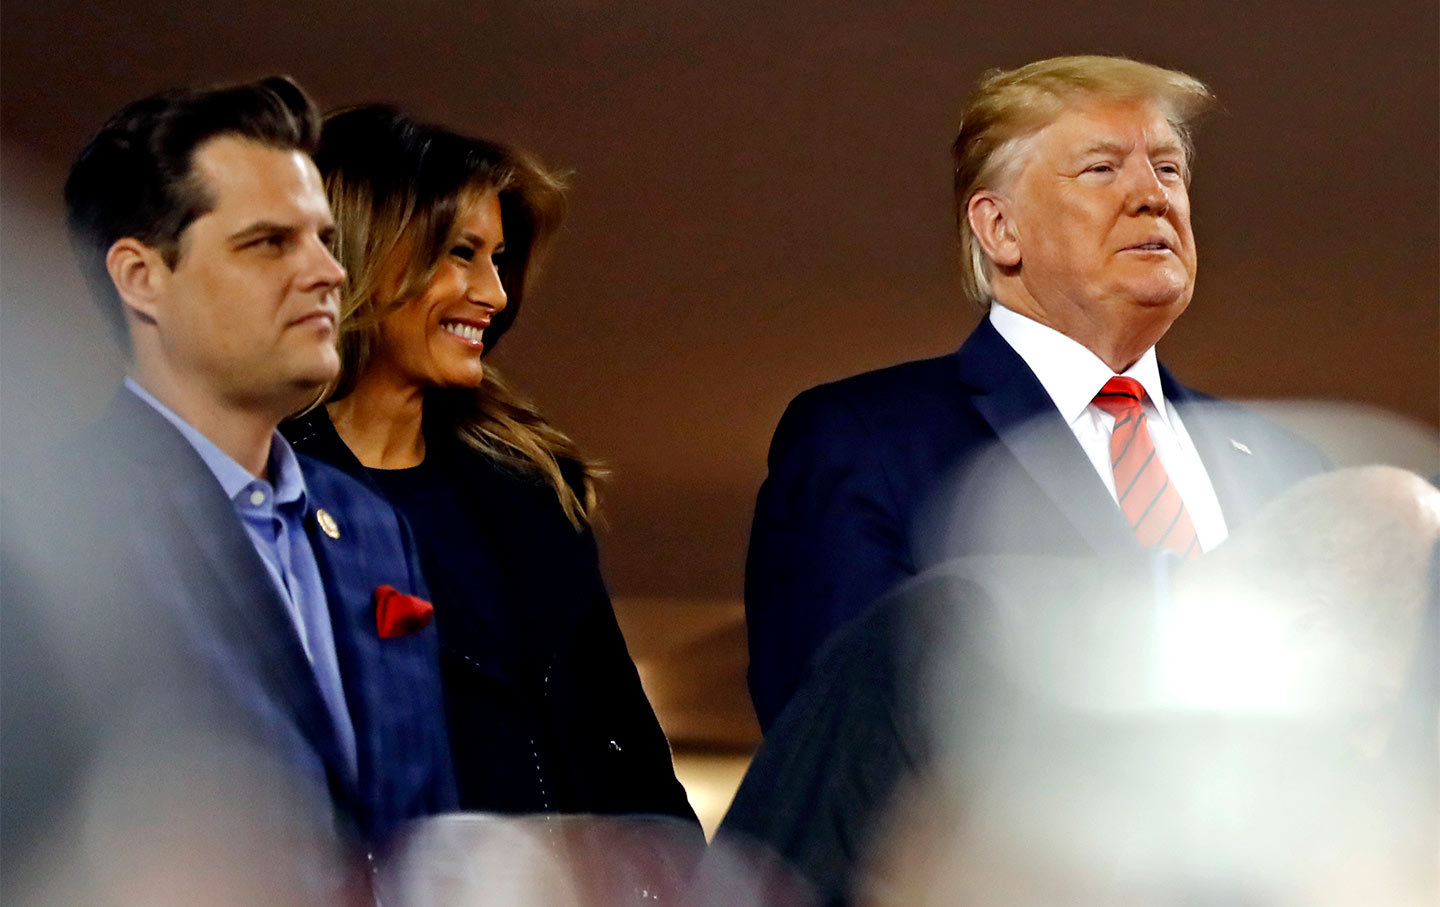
[744,55,1329,730]
[3,76,454,892]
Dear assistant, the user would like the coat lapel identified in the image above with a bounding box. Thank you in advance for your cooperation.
[303,506,378,826]
[955,320,1137,557]
[1162,370,1270,532]
[105,392,356,805]
[284,409,395,816]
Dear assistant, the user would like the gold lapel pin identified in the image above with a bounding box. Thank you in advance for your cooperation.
[1229,439,1253,456]
[316,508,341,539]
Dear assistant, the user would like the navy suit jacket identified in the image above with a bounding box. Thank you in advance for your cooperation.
[745,318,1330,729]
[21,389,456,851]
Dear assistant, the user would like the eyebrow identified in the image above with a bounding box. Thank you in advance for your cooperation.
[227,219,336,245]
[458,231,504,249]
[1077,138,1187,158]
[227,221,295,244]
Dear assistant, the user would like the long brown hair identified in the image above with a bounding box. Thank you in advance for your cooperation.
[315,105,602,527]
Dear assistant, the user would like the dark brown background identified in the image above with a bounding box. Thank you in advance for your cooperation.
[3,0,1436,606]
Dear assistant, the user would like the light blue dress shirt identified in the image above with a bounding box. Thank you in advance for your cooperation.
[124,379,358,781]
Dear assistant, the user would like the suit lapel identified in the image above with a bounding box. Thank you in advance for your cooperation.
[283,412,387,816]
[105,392,355,802]
[1163,370,1269,531]
[303,495,379,825]
[955,320,1137,556]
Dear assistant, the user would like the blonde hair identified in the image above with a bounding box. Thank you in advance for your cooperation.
[316,105,602,528]
[952,55,1215,305]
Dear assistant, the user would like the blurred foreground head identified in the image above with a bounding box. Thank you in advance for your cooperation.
[875,466,1440,905]
[1165,465,1440,717]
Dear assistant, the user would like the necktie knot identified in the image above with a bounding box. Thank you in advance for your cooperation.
[1093,375,1199,558]
[1093,376,1145,419]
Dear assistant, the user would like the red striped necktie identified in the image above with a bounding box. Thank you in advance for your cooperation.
[1092,376,1199,559]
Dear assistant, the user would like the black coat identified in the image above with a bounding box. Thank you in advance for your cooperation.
[284,409,699,829]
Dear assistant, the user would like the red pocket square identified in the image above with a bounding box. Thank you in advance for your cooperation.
[374,585,434,639]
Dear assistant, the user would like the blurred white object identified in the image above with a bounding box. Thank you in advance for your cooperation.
[375,813,703,906]
[1246,400,1437,477]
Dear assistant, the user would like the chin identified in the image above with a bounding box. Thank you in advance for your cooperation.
[1132,295,1189,312]
[271,375,331,416]
[310,359,343,386]
[290,346,341,379]
[1125,279,1192,311]
[280,351,337,385]
[437,369,486,391]
[1116,264,1192,307]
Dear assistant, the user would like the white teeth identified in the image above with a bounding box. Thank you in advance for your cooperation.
[442,322,484,341]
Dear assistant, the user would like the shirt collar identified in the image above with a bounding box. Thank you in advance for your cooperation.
[987,302,1171,426]
[266,431,307,510]
[123,377,308,509]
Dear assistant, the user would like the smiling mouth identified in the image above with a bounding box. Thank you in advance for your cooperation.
[442,321,485,343]
[1126,241,1172,253]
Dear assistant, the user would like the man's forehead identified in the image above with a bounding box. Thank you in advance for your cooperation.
[1042,98,1184,154]
[187,136,329,226]
[191,137,322,202]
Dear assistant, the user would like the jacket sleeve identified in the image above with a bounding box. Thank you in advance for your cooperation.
[545,535,703,831]
[745,387,915,732]
[508,452,699,822]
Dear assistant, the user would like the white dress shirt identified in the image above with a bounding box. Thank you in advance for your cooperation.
[987,303,1229,551]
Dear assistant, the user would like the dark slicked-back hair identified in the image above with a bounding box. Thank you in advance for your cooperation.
[63,76,321,349]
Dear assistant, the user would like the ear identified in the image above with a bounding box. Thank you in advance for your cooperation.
[967,190,1022,269]
[105,238,170,324]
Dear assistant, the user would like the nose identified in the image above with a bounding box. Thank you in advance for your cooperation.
[466,260,508,313]
[1124,162,1170,216]
[303,234,346,292]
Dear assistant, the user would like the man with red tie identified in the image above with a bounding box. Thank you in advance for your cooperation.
[725,56,1340,904]
[743,55,1330,733]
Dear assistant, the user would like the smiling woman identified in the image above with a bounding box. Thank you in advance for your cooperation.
[363,189,507,396]
[282,107,700,831]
